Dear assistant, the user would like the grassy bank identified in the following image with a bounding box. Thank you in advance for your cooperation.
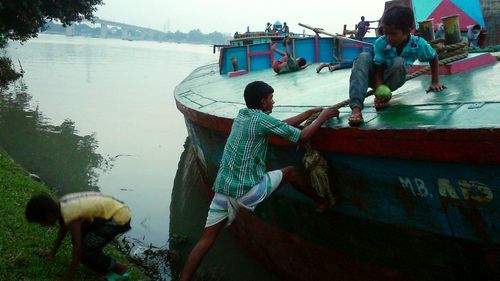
[0,152,148,280]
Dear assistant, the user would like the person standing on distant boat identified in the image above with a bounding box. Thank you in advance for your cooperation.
[347,5,445,127]
[282,22,290,35]
[178,81,339,281]
[265,22,272,33]
[271,37,310,74]
[355,16,370,39]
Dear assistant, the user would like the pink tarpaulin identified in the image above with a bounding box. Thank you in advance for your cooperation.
[412,0,485,31]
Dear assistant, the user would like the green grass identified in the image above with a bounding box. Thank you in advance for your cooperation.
[0,152,148,280]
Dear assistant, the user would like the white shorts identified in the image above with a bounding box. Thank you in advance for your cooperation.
[205,170,283,228]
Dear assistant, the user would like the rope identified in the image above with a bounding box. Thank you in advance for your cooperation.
[302,142,336,206]
[301,38,469,206]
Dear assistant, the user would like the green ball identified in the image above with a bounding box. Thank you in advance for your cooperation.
[375,85,392,101]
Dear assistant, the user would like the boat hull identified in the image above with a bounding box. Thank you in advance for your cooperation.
[174,31,500,280]
[182,112,500,243]
[179,119,500,280]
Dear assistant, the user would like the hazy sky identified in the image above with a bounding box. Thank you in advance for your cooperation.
[96,0,388,34]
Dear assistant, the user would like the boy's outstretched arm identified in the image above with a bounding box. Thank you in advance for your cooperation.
[300,62,312,69]
[40,225,68,259]
[63,220,83,281]
[373,64,384,89]
[284,108,322,126]
[427,55,445,92]
[299,108,339,141]
[271,43,286,57]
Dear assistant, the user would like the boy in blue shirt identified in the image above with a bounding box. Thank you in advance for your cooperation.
[348,5,445,126]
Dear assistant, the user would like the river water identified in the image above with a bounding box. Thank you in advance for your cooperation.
[3,34,499,281]
[2,34,277,281]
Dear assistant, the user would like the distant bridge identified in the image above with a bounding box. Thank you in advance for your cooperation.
[65,17,168,41]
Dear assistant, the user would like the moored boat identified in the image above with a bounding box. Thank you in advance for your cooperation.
[173,1,500,280]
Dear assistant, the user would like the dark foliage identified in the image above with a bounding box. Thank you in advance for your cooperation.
[0,0,103,41]
[0,57,22,86]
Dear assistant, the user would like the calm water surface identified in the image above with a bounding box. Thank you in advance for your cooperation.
[2,34,277,281]
[5,34,213,246]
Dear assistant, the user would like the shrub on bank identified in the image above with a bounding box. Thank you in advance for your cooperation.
[0,57,22,87]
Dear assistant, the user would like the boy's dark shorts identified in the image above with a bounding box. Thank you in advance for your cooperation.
[80,218,131,275]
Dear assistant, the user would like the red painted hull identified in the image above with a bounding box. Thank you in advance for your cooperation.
[176,100,500,165]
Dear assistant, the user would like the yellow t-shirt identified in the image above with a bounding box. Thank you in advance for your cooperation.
[60,192,131,226]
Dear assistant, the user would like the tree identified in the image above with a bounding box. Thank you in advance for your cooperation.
[0,0,103,85]
[187,29,204,43]
[0,0,104,42]
[207,31,227,45]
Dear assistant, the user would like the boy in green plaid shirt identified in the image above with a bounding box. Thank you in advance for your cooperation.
[180,81,338,281]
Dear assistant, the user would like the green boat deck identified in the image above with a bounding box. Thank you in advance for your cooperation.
[175,58,500,130]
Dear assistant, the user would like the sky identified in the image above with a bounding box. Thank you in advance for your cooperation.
[95,0,389,35]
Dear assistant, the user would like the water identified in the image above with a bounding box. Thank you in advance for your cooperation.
[2,34,277,281]
[3,34,499,281]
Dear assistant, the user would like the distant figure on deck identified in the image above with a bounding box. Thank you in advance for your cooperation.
[265,22,272,33]
[272,37,310,74]
[347,5,445,127]
[282,22,290,35]
[467,24,482,47]
[25,192,131,281]
[178,81,339,281]
[435,23,444,39]
[355,16,370,39]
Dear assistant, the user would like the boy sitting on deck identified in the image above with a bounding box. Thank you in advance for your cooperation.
[348,5,445,127]
[26,192,131,281]
[179,81,338,281]
[272,37,311,74]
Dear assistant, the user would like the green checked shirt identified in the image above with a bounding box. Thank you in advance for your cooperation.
[213,108,301,198]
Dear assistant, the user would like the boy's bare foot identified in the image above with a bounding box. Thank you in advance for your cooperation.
[348,108,364,127]
[315,198,329,213]
[328,64,340,72]
[113,263,128,275]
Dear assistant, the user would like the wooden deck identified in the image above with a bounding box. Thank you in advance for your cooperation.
[175,56,499,130]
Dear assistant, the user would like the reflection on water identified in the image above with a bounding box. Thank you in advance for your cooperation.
[0,82,105,194]
[168,139,278,281]
[4,34,217,247]
[2,34,276,280]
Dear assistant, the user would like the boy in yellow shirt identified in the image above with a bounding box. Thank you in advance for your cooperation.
[26,192,131,281]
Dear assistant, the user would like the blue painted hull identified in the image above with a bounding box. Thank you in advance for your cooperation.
[185,118,500,244]
[220,36,376,74]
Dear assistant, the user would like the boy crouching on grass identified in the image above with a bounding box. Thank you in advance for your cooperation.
[26,192,131,281]
[179,81,338,281]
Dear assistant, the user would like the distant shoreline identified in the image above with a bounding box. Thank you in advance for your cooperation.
[41,22,230,45]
